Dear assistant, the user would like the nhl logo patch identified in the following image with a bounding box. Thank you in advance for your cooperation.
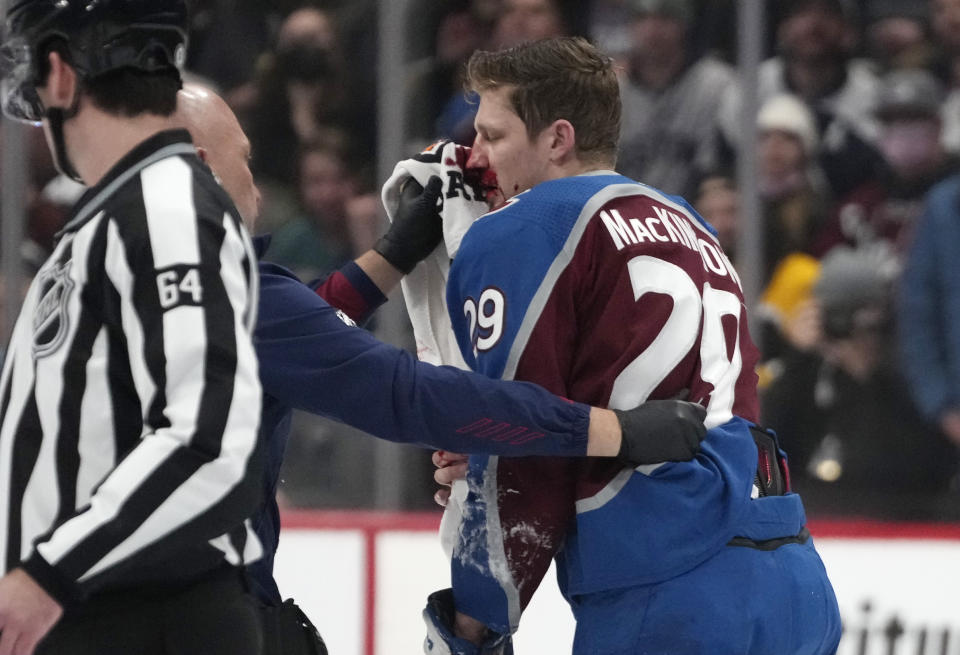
[32,262,74,357]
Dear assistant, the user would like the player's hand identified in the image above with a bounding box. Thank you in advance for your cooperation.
[432,451,468,507]
[0,568,63,655]
[375,175,444,273]
[423,588,511,654]
[614,400,707,466]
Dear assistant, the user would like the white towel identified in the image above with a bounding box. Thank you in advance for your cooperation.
[381,140,490,368]
[381,140,492,558]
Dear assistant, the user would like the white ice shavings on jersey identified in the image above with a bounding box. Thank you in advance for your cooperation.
[452,456,524,633]
[498,485,555,561]
[503,520,554,576]
[452,485,495,574]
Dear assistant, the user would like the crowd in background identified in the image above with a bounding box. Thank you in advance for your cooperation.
[2,0,960,520]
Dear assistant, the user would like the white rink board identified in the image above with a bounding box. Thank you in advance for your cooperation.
[373,532,574,655]
[817,539,960,655]
[274,528,960,655]
[374,532,449,655]
[272,530,366,655]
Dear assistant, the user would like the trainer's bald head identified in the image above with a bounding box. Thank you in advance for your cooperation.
[176,84,261,227]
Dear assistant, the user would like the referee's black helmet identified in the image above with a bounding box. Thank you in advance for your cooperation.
[0,0,189,123]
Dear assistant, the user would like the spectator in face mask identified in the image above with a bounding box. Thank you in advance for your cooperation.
[812,68,958,257]
[244,7,375,189]
[274,15,338,85]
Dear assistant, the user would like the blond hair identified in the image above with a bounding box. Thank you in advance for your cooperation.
[465,37,621,166]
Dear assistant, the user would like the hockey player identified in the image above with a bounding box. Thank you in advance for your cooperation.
[424,37,842,654]
[173,84,708,655]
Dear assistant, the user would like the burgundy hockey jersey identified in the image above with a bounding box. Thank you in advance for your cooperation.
[444,172,790,634]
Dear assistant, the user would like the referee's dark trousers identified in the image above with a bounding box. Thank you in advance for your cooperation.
[36,566,262,655]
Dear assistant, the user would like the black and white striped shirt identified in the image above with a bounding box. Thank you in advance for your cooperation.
[0,130,263,605]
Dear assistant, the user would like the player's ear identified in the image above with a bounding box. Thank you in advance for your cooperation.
[547,119,576,163]
[196,146,209,164]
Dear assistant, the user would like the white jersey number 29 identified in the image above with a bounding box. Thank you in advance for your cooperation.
[463,287,506,356]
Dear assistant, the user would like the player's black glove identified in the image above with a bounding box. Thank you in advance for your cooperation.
[614,400,707,466]
[423,588,513,655]
[375,175,444,273]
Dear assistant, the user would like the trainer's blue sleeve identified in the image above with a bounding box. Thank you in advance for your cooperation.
[254,262,591,456]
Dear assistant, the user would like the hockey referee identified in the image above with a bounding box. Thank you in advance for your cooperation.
[0,2,265,654]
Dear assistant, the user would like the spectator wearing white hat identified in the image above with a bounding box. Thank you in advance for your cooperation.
[694,93,826,289]
[757,93,832,284]
[744,93,834,364]
[716,0,886,198]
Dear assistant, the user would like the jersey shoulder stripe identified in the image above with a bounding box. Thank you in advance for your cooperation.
[450,173,719,381]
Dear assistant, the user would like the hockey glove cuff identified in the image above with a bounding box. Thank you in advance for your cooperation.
[376,175,444,273]
[615,400,707,466]
[423,589,512,655]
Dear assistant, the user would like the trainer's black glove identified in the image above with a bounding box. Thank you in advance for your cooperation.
[614,400,707,466]
[375,175,444,273]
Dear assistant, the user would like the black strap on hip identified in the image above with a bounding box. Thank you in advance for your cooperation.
[750,424,790,497]
[728,527,811,551]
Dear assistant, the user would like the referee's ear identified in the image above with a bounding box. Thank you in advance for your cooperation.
[196,146,210,164]
[40,50,79,110]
